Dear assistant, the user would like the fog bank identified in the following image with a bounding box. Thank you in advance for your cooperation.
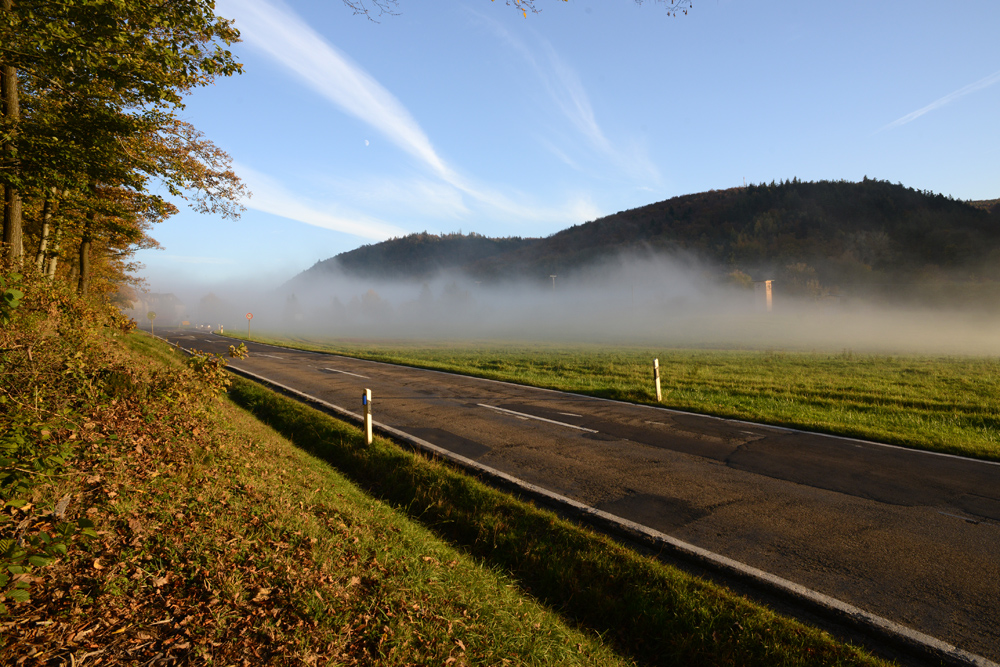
[128,253,1000,356]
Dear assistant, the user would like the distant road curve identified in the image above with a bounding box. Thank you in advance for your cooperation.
[160,328,1000,665]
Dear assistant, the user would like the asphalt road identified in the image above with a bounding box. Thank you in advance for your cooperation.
[160,328,1000,661]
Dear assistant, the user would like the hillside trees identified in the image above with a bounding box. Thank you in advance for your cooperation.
[317,179,1000,294]
[0,0,245,295]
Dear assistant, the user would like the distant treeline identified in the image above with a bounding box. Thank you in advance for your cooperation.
[298,179,1000,299]
[301,231,537,281]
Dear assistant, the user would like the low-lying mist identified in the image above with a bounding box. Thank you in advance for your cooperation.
[130,252,1000,356]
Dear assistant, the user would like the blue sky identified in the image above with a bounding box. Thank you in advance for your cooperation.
[136,0,1000,292]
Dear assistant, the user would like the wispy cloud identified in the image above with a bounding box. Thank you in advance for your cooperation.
[161,255,237,265]
[541,42,615,157]
[314,170,599,230]
[882,67,1000,131]
[479,14,658,182]
[218,0,592,227]
[235,163,407,240]
[316,175,472,220]
[217,0,452,180]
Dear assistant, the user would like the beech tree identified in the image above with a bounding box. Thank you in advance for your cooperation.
[0,0,244,290]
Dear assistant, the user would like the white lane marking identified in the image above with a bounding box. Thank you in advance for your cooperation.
[322,367,370,379]
[255,354,284,359]
[645,420,666,426]
[478,404,598,433]
[205,339,215,343]
[558,412,583,418]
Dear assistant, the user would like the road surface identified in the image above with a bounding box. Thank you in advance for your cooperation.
[159,328,1000,662]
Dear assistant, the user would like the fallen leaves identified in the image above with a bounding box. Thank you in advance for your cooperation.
[3,331,525,667]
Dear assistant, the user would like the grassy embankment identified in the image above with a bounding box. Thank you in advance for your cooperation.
[225,332,1000,461]
[2,274,889,664]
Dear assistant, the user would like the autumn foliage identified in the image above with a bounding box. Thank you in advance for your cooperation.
[1,0,246,297]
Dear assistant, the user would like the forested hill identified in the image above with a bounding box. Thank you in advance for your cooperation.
[296,179,1000,291]
[295,232,538,282]
[972,198,1000,214]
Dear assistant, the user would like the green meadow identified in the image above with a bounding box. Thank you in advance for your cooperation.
[228,333,1000,461]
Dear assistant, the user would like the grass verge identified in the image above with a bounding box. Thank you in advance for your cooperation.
[225,369,889,666]
[224,332,1000,461]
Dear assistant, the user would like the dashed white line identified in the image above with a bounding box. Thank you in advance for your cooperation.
[255,354,284,359]
[478,404,598,433]
[558,412,583,418]
[322,367,370,379]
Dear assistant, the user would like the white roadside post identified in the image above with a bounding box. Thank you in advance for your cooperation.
[362,388,373,445]
[653,358,662,402]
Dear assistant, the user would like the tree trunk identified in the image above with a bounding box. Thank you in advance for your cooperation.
[1,0,22,263]
[35,195,53,271]
[1,185,20,261]
[46,221,63,279]
[78,212,94,294]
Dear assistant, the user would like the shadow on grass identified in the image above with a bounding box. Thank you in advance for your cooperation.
[227,377,883,667]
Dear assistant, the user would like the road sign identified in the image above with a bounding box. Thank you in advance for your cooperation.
[246,312,253,320]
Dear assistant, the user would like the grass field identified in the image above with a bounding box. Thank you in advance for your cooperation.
[225,332,1000,461]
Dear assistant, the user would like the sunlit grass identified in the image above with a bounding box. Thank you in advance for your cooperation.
[225,374,889,667]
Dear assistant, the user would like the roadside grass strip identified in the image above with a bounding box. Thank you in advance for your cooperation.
[124,336,632,665]
[228,333,1000,461]
[6,330,631,665]
[226,374,889,667]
